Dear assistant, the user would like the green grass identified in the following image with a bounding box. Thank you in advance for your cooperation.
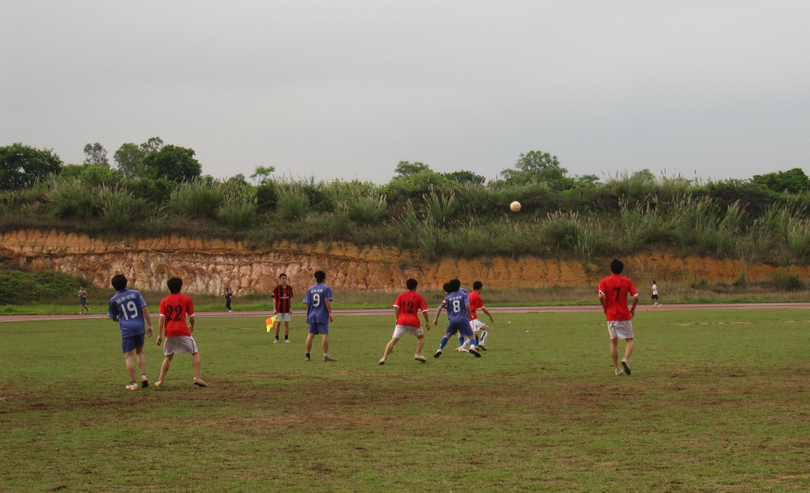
[2,309,810,491]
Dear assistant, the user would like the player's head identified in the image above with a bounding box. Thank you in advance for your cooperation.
[442,282,451,294]
[167,277,183,294]
[610,259,624,274]
[652,280,656,285]
[448,279,461,292]
[406,278,418,290]
[111,274,127,291]
[314,271,326,283]
[225,287,230,293]
[279,273,287,283]
[473,281,483,291]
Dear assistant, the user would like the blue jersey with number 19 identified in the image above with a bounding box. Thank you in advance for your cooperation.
[303,283,333,324]
[441,290,470,325]
[108,289,147,338]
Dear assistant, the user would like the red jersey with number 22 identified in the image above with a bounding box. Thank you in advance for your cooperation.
[159,293,195,338]
[598,274,638,321]
[393,291,427,328]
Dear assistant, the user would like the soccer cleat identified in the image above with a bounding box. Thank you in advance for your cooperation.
[621,359,632,375]
[154,381,164,388]
[305,354,311,361]
[141,375,149,388]
[378,358,386,365]
[284,339,290,343]
[469,347,482,357]
[615,368,624,376]
[126,382,138,391]
[323,355,337,362]
[455,347,469,353]
[434,349,442,358]
[193,377,208,387]
[229,310,233,313]
[415,354,427,363]
[478,343,488,351]
[273,339,279,344]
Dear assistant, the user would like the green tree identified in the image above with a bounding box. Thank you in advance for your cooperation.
[394,161,431,177]
[83,143,109,166]
[139,137,164,156]
[501,150,573,190]
[140,145,202,182]
[443,170,486,185]
[113,143,145,178]
[752,168,809,194]
[250,165,276,184]
[0,143,63,189]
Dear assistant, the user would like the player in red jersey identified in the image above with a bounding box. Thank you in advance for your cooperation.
[378,278,431,364]
[459,281,495,351]
[597,259,639,376]
[272,273,294,343]
[155,277,207,387]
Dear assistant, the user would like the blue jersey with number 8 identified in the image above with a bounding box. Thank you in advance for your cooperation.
[303,283,333,324]
[441,290,470,325]
[108,289,148,338]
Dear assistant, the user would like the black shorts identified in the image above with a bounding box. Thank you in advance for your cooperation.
[652,295,659,300]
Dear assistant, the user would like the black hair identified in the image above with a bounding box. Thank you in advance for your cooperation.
[442,282,451,294]
[225,287,231,292]
[111,274,127,291]
[279,273,287,278]
[406,278,418,290]
[167,277,183,294]
[473,281,483,291]
[448,279,461,292]
[652,280,656,284]
[610,259,624,274]
[314,271,326,283]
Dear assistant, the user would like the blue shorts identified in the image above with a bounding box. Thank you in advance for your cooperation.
[308,322,329,335]
[122,333,145,353]
[80,298,87,305]
[446,321,473,338]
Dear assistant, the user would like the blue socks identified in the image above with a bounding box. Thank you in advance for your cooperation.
[458,335,465,347]
[440,336,449,350]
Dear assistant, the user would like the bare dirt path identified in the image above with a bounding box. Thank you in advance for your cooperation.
[2,303,809,323]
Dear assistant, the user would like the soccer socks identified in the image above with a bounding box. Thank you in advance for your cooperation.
[458,335,465,347]
[439,336,449,350]
[479,330,488,344]
[469,337,478,349]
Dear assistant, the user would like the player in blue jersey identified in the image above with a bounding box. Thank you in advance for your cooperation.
[303,270,335,362]
[433,279,481,358]
[107,274,154,391]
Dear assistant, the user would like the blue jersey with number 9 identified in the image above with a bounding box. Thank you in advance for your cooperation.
[303,283,333,324]
[108,289,148,338]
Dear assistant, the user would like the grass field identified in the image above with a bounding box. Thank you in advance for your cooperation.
[2,309,810,492]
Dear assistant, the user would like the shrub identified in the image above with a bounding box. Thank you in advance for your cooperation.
[771,272,806,291]
[46,178,94,218]
[276,190,309,221]
[342,192,388,225]
[218,194,258,231]
[97,185,147,231]
[169,179,224,219]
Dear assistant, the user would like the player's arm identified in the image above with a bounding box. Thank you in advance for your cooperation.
[433,306,443,326]
[598,291,606,311]
[394,305,400,319]
[422,310,431,330]
[188,313,195,333]
[157,314,165,345]
[629,293,639,318]
[325,299,333,322]
[141,306,153,337]
[481,306,494,323]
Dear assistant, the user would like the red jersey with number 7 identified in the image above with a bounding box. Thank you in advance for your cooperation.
[159,293,195,338]
[598,274,638,321]
[393,291,428,328]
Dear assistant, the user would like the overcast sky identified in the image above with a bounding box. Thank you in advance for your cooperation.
[2,1,808,184]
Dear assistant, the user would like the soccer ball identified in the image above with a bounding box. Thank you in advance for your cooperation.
[510,201,521,212]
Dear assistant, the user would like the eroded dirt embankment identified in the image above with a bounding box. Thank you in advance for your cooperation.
[1,230,807,295]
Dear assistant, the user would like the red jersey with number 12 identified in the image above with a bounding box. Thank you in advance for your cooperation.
[598,274,638,321]
[393,291,428,328]
[159,293,195,338]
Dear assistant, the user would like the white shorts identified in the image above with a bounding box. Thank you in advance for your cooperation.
[607,321,634,340]
[163,336,199,355]
[470,319,486,332]
[275,313,291,322]
[392,325,424,339]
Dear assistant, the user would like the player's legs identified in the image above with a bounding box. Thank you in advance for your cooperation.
[158,353,174,383]
[415,334,425,356]
[192,351,201,379]
[124,350,137,383]
[305,333,316,352]
[321,334,329,354]
[623,337,634,361]
[284,320,290,337]
[135,347,146,375]
[274,319,281,339]
[478,323,490,347]
[381,337,399,362]
[610,338,619,370]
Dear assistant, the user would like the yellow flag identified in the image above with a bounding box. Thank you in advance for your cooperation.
[266,316,276,332]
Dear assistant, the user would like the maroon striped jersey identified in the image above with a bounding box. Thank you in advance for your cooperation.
[273,284,293,313]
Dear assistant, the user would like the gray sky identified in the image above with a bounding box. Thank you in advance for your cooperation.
[2,1,809,184]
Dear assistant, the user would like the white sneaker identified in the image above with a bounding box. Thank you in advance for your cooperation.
[621,359,631,375]
[378,358,386,365]
[229,310,233,313]
[455,347,469,353]
[273,339,279,344]
[615,368,624,376]
[126,382,138,391]
[284,339,290,343]
[415,354,427,363]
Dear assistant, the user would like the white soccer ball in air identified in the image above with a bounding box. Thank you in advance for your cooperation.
[510,201,521,212]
